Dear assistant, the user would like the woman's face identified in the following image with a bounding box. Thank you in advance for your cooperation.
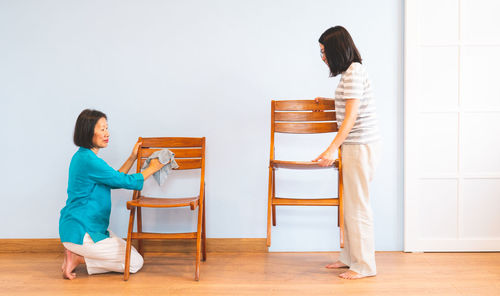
[92,117,109,149]
[320,43,328,65]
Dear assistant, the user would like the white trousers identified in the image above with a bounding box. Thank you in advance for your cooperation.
[63,230,143,275]
[338,142,380,276]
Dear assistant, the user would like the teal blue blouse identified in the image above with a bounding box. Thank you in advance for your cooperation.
[59,147,144,244]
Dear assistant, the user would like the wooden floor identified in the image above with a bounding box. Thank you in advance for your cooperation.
[1,252,499,295]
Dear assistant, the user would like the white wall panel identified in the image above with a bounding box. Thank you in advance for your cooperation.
[418,179,458,239]
[461,47,500,108]
[418,0,458,44]
[462,179,500,238]
[462,0,500,44]
[462,113,500,174]
[418,47,459,110]
[419,113,458,174]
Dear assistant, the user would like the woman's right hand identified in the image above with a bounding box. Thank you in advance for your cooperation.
[314,97,325,103]
[313,97,328,112]
[148,158,166,172]
[141,158,167,180]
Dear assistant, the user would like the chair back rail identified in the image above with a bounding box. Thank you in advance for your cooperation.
[141,137,204,148]
[272,100,338,135]
[270,99,338,159]
[275,111,336,121]
[274,122,338,134]
[274,100,335,111]
[137,137,204,171]
[139,158,202,170]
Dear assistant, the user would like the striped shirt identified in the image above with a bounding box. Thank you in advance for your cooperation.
[335,62,380,144]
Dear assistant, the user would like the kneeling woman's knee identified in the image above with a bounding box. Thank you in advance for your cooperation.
[129,253,144,273]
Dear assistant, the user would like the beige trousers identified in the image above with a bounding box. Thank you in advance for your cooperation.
[63,230,143,275]
[339,142,380,276]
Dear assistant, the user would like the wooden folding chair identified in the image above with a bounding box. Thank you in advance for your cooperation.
[266,100,344,248]
[124,137,206,281]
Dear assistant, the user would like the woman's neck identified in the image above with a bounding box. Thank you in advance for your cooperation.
[91,147,99,154]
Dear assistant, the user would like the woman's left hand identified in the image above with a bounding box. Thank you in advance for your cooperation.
[131,141,142,160]
[313,147,337,167]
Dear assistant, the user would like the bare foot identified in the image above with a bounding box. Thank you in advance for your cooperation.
[62,254,67,272]
[62,249,84,280]
[339,270,372,280]
[325,260,348,269]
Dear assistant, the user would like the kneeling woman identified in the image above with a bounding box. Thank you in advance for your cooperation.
[59,109,165,279]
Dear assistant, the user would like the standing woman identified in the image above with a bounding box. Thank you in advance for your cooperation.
[313,26,380,279]
[59,109,165,279]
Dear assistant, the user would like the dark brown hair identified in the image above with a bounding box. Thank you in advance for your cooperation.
[73,109,107,148]
[319,26,362,77]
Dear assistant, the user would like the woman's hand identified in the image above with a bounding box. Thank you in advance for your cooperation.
[313,146,337,167]
[148,158,166,172]
[119,141,142,173]
[314,97,328,103]
[313,97,331,112]
[141,158,167,180]
[130,141,142,160]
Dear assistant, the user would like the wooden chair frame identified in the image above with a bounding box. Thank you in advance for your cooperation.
[266,100,344,248]
[124,137,206,281]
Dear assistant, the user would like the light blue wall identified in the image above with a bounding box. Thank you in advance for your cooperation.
[0,0,403,251]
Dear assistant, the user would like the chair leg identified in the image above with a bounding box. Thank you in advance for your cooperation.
[272,169,276,226]
[124,206,136,281]
[337,169,340,228]
[202,194,207,262]
[272,206,276,226]
[137,207,144,256]
[195,196,204,281]
[339,221,344,249]
[338,154,344,249]
[266,167,273,247]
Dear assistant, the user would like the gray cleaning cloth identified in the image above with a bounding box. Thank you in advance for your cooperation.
[142,149,179,185]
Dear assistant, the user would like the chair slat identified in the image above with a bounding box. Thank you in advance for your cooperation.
[131,232,197,239]
[274,122,338,134]
[274,111,336,121]
[140,137,203,148]
[140,158,202,170]
[274,100,335,111]
[141,148,202,158]
[272,198,339,206]
[271,159,339,170]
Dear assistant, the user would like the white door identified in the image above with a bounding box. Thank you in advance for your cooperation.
[405,0,500,251]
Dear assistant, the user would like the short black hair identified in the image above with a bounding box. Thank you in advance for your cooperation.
[73,109,107,149]
[319,26,362,77]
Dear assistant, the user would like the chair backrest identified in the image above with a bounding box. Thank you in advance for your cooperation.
[270,100,337,160]
[272,100,337,134]
[136,137,205,172]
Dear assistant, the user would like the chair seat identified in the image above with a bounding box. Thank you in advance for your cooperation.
[127,196,199,209]
[271,159,339,170]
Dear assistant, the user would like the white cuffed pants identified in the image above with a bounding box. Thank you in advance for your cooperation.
[63,230,143,275]
[338,142,380,276]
